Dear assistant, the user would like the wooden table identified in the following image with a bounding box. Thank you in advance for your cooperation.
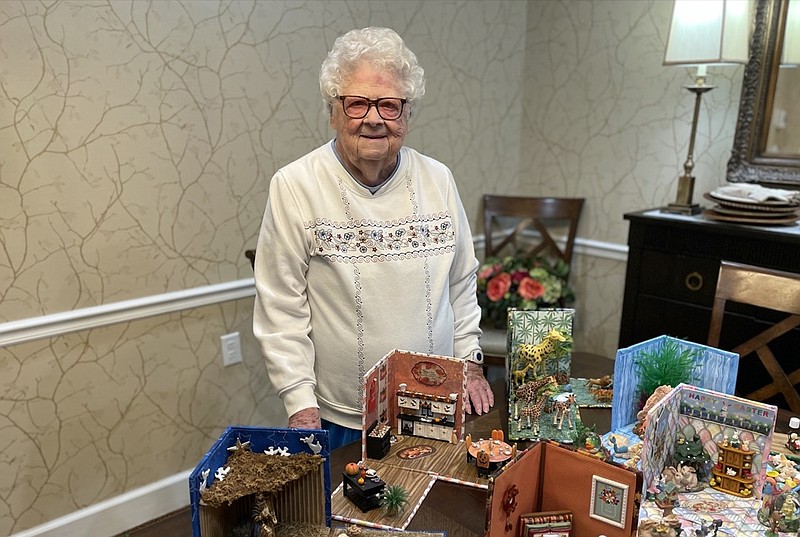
[330,352,615,537]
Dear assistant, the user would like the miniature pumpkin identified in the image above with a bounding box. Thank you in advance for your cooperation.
[357,477,365,485]
[345,462,359,476]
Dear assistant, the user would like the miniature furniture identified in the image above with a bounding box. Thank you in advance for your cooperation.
[366,421,392,459]
[480,195,585,365]
[466,437,513,476]
[519,510,573,537]
[707,261,800,413]
[711,441,755,498]
[619,210,800,411]
[342,471,385,512]
[396,389,457,441]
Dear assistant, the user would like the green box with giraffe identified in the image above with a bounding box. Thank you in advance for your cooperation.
[507,308,578,442]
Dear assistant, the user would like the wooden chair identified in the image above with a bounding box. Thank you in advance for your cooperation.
[707,261,800,413]
[480,195,585,366]
[246,249,256,270]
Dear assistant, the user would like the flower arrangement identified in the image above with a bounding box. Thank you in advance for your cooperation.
[476,255,574,328]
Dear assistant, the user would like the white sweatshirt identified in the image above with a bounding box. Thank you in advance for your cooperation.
[253,141,481,429]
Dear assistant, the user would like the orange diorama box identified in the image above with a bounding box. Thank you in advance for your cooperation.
[486,441,642,537]
[359,348,469,461]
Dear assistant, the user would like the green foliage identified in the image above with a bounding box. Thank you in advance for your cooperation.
[380,484,409,516]
[634,339,700,399]
[672,434,711,477]
[570,420,596,447]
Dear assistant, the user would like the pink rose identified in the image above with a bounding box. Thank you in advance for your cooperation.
[477,266,495,279]
[486,272,512,302]
[518,277,545,300]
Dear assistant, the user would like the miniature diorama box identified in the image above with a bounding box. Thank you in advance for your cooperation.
[505,308,614,443]
[485,440,642,537]
[359,348,468,461]
[506,309,575,442]
[634,383,779,536]
[189,425,331,537]
[610,335,739,431]
[332,349,518,531]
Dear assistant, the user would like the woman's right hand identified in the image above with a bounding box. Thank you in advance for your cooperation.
[288,407,322,429]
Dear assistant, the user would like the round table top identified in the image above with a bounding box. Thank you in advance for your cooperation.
[468,438,513,463]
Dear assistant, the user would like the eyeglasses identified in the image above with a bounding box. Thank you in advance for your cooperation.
[338,95,407,120]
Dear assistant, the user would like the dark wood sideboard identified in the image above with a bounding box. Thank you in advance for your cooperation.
[619,209,800,410]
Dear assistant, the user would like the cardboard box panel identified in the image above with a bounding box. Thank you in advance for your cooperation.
[189,426,331,537]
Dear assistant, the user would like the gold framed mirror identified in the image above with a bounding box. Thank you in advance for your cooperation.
[728,0,800,187]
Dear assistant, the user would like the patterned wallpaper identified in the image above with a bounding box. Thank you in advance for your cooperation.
[0,0,745,534]
[521,0,743,353]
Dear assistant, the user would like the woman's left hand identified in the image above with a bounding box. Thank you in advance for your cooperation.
[464,362,494,415]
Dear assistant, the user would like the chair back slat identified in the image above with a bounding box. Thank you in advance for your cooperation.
[707,260,800,412]
[482,195,584,280]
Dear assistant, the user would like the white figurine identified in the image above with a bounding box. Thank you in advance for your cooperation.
[300,433,323,454]
[215,466,231,481]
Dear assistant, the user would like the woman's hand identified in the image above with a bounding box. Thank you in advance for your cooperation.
[288,407,322,429]
[464,362,494,415]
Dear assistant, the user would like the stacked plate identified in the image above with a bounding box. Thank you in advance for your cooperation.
[703,188,800,226]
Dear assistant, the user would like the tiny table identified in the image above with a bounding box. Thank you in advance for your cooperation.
[467,438,513,463]
[342,472,385,512]
[467,438,514,476]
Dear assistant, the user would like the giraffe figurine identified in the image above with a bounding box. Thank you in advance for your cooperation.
[516,329,567,377]
[514,375,557,420]
[511,363,535,386]
[520,389,556,435]
[552,392,576,430]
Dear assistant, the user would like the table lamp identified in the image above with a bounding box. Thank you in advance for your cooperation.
[662,0,753,215]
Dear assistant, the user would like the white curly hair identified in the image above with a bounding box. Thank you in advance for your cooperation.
[319,27,426,114]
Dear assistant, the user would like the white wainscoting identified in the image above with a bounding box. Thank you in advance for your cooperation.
[10,470,193,537]
[0,236,626,348]
[0,279,256,347]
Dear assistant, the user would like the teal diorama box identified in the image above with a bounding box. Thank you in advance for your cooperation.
[189,426,331,537]
[610,335,740,431]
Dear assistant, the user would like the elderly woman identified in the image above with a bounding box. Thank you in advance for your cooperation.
[253,27,492,448]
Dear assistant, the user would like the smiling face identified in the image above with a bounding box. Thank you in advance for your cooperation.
[330,64,408,186]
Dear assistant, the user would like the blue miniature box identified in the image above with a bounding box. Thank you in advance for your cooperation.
[610,335,739,431]
[189,425,331,537]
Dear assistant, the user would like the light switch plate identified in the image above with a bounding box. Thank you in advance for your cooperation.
[221,332,242,366]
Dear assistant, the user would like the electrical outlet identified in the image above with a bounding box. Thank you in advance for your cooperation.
[221,332,242,366]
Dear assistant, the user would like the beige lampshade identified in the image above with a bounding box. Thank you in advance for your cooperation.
[664,0,753,66]
[781,0,800,65]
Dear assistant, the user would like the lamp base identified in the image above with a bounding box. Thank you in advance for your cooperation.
[662,172,702,215]
[662,202,702,215]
